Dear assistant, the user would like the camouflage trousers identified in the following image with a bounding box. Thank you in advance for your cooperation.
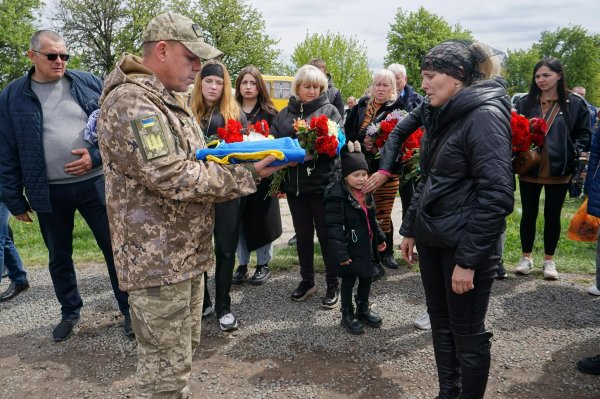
[129,274,204,398]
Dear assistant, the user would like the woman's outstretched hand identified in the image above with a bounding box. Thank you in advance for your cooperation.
[363,171,389,193]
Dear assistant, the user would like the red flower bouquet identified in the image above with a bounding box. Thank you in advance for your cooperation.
[294,115,344,159]
[511,112,549,174]
[366,109,408,148]
[511,112,548,152]
[249,119,270,137]
[400,127,424,162]
[217,119,244,143]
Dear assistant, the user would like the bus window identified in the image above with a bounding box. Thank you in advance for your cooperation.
[274,81,291,99]
[262,75,294,111]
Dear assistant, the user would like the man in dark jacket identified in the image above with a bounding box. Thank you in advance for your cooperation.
[308,58,345,119]
[0,30,130,342]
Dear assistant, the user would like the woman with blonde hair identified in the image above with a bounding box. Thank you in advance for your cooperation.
[364,40,514,398]
[191,60,247,332]
[271,64,342,307]
[344,69,401,277]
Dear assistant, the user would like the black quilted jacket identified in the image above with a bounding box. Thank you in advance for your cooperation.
[380,77,514,270]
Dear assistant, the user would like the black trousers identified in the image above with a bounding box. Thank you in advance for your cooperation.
[37,175,129,318]
[417,244,493,335]
[286,194,338,286]
[340,275,372,308]
[399,177,416,218]
[204,198,241,318]
[519,180,569,255]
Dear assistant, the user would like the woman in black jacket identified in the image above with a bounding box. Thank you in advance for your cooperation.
[364,40,514,399]
[191,60,247,332]
[271,64,342,308]
[512,57,591,280]
[231,65,281,286]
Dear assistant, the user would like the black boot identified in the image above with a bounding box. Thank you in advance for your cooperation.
[430,317,461,399]
[372,260,386,281]
[340,306,364,334]
[354,296,382,328]
[381,232,399,269]
[454,332,493,399]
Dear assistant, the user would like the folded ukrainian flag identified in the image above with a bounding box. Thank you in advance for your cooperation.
[195,137,306,166]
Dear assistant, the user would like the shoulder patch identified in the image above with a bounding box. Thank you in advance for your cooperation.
[131,115,171,161]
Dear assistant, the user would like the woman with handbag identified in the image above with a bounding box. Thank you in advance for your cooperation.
[513,57,591,280]
[363,40,514,399]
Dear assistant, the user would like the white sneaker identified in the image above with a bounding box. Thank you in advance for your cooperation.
[542,260,559,280]
[588,285,600,296]
[218,313,239,332]
[413,310,431,330]
[514,257,534,275]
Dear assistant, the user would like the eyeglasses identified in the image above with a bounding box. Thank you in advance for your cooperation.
[32,50,70,62]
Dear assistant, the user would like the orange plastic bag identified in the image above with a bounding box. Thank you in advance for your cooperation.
[567,198,600,242]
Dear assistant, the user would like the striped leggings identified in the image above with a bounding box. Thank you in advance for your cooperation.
[373,174,400,233]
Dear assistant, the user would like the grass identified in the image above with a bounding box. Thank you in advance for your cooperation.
[10,185,597,275]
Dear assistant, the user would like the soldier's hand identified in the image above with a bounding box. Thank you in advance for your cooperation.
[65,148,93,176]
[253,155,289,178]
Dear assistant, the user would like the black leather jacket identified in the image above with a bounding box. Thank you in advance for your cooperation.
[515,93,591,177]
[381,77,514,270]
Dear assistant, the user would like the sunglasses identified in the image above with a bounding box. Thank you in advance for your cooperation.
[32,50,70,62]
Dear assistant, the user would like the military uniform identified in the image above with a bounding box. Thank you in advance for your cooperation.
[97,13,258,398]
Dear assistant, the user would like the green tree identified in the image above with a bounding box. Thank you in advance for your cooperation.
[534,25,600,104]
[55,0,126,77]
[172,0,282,78]
[504,48,540,95]
[385,6,472,87]
[0,0,42,89]
[55,0,166,77]
[291,31,371,100]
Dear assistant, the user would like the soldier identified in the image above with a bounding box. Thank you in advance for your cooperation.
[96,12,285,398]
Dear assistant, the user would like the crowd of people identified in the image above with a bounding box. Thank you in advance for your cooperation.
[0,10,599,399]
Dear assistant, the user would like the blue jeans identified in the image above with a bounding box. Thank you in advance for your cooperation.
[236,224,274,266]
[0,203,27,285]
[36,175,128,319]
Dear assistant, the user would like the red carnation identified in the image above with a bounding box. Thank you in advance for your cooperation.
[380,120,396,134]
[218,119,244,143]
[510,112,532,152]
[252,119,270,136]
[315,135,338,157]
[310,115,330,137]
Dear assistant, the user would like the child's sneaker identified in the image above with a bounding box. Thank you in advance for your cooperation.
[542,260,558,280]
[514,257,533,275]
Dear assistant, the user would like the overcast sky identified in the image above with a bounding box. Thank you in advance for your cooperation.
[249,0,599,72]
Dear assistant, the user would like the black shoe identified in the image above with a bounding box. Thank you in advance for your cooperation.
[495,259,508,280]
[321,284,339,309]
[291,280,315,301]
[53,317,80,342]
[123,314,135,338]
[372,262,386,281]
[232,265,248,285]
[341,306,364,334]
[0,281,30,302]
[381,253,399,269]
[355,297,382,328]
[577,354,600,375]
[250,264,271,285]
[287,234,297,246]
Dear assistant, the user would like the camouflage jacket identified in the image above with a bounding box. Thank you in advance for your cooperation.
[97,54,257,291]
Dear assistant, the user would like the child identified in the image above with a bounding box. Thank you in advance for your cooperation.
[324,141,387,334]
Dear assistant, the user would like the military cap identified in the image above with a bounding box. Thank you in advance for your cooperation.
[143,12,223,60]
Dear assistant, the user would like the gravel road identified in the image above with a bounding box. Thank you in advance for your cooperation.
[1,262,599,399]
